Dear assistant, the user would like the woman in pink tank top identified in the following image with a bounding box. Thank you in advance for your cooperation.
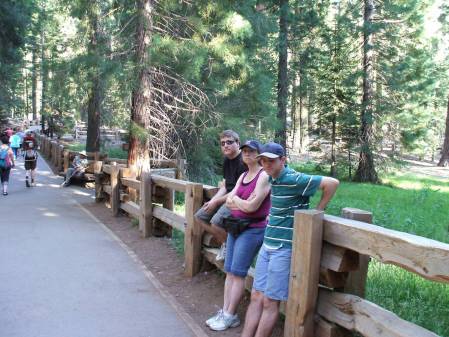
[206,140,271,331]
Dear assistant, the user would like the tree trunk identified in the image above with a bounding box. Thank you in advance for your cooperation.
[127,0,153,175]
[330,114,337,177]
[31,41,38,121]
[275,0,289,150]
[438,94,449,166]
[85,7,102,153]
[40,28,47,116]
[355,0,378,183]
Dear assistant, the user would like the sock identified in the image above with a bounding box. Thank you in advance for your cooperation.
[223,311,234,318]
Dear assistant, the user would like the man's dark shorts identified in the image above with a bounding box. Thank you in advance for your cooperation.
[195,204,231,229]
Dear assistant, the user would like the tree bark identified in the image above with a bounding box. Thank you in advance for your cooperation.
[275,0,289,150]
[437,94,449,166]
[40,29,48,117]
[31,41,38,121]
[127,0,153,175]
[85,6,102,153]
[355,0,378,183]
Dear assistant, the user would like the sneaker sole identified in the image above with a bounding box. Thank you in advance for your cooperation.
[209,321,240,331]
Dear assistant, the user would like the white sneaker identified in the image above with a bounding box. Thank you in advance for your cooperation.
[205,309,223,327]
[208,311,240,331]
[215,243,226,261]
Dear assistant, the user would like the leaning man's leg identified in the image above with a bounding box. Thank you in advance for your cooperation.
[255,247,292,337]
[209,204,231,244]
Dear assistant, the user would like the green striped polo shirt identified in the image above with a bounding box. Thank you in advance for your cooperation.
[264,166,322,249]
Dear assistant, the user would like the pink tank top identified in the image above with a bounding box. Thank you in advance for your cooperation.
[231,169,271,228]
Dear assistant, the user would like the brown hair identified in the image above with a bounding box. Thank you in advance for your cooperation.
[220,130,240,143]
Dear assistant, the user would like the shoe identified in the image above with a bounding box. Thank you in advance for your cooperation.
[31,182,36,187]
[26,179,30,188]
[215,243,226,261]
[206,309,223,327]
[208,311,240,331]
[3,192,7,196]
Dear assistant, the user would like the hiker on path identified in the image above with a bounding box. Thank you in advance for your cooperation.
[23,131,38,187]
[0,135,15,195]
[195,130,247,261]
[241,142,339,337]
[9,131,21,160]
[206,140,271,331]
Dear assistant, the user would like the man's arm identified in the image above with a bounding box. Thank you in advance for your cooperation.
[316,176,339,211]
[202,180,229,213]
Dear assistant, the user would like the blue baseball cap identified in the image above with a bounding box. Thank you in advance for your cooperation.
[257,142,285,159]
[240,140,261,152]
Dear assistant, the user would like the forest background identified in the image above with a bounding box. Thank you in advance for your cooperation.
[1,0,449,181]
[2,1,449,335]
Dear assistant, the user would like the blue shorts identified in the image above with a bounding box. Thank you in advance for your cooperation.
[224,227,265,277]
[253,245,292,301]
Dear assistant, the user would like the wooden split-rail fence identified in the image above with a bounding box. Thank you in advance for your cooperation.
[35,134,449,337]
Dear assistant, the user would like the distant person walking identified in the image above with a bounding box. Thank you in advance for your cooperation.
[23,131,38,187]
[9,131,21,160]
[0,135,15,195]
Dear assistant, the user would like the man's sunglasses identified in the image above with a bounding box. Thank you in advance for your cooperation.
[221,140,236,146]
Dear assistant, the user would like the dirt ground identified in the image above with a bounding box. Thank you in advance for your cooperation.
[81,201,284,337]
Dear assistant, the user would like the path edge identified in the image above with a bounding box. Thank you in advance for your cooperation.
[75,200,210,337]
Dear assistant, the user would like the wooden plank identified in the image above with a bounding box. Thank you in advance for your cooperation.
[120,193,129,202]
[161,186,175,236]
[95,173,105,202]
[103,185,112,195]
[315,316,351,337]
[140,171,153,238]
[103,164,113,175]
[184,183,203,277]
[121,177,141,191]
[319,269,348,289]
[63,150,70,173]
[202,233,220,248]
[321,243,359,272]
[203,184,219,200]
[110,165,120,216]
[120,201,140,218]
[284,210,324,337]
[153,205,185,233]
[151,168,177,178]
[317,288,439,337]
[323,214,449,284]
[151,174,188,193]
[340,208,372,297]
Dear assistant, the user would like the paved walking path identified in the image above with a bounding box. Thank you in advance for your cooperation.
[0,154,197,337]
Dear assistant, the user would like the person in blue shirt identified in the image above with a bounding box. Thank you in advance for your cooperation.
[241,142,339,337]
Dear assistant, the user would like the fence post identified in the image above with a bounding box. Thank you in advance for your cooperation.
[57,144,64,172]
[285,209,324,337]
[184,182,203,277]
[340,207,372,297]
[110,165,120,216]
[140,172,153,238]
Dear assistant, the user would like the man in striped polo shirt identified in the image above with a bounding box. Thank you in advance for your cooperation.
[241,142,339,337]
